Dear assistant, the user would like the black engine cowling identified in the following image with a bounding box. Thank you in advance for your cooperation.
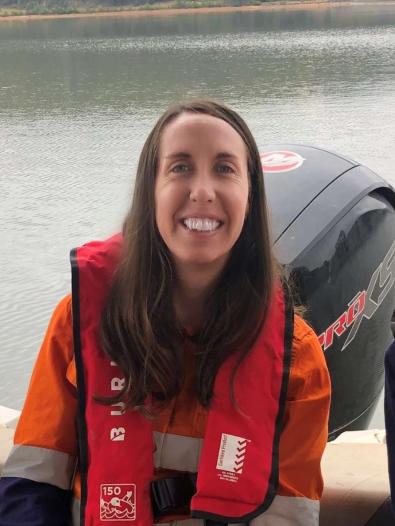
[261,145,395,440]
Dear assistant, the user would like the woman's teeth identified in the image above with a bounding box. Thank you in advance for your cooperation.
[183,218,221,232]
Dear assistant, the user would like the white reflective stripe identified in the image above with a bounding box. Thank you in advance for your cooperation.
[71,497,80,526]
[251,495,319,526]
[153,432,203,472]
[1,444,76,491]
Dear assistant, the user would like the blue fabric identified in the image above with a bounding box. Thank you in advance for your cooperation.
[0,477,71,526]
[384,340,395,517]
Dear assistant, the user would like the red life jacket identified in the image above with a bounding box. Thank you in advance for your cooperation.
[70,234,293,526]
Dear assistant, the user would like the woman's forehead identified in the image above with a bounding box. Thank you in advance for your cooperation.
[159,113,247,159]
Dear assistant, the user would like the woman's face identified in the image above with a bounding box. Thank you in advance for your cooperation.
[155,112,250,273]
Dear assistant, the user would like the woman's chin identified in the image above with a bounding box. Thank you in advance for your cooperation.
[175,251,229,270]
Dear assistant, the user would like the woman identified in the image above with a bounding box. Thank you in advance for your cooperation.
[0,99,331,526]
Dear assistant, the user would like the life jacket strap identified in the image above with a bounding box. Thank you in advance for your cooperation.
[204,519,249,525]
[205,522,248,526]
[151,472,197,518]
[205,521,244,526]
[151,473,249,524]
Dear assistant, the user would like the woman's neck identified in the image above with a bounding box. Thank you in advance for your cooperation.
[173,259,225,332]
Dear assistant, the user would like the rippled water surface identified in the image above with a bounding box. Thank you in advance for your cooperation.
[1,4,395,416]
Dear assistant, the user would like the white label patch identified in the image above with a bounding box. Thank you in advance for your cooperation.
[110,427,126,442]
[100,484,136,521]
[216,433,250,482]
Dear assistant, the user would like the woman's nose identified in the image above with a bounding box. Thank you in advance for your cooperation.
[189,172,216,203]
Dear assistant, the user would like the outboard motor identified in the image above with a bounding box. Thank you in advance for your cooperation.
[261,145,395,441]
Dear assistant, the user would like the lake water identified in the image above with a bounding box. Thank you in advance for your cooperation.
[1,3,394,426]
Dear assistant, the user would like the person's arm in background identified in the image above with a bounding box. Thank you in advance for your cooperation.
[385,339,395,518]
[0,295,77,526]
[258,315,331,526]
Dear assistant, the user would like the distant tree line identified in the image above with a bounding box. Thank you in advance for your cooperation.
[0,0,286,15]
[0,0,170,6]
[0,0,229,6]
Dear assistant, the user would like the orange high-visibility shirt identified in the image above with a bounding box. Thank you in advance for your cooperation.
[14,294,331,512]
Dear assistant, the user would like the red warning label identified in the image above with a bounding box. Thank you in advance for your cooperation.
[260,150,305,173]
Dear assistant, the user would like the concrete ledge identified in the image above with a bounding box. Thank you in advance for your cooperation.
[320,442,390,526]
[0,405,20,472]
[0,405,20,430]
[0,425,15,472]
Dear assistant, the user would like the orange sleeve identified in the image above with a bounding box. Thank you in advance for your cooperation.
[14,294,77,456]
[278,314,331,500]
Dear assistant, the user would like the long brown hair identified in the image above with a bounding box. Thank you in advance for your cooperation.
[99,99,281,410]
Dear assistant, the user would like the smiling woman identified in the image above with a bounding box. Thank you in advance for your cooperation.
[0,99,331,526]
[100,101,276,410]
[155,113,250,331]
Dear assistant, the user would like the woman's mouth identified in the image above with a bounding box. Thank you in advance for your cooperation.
[181,217,223,232]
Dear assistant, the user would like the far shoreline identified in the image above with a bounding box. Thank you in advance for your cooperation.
[0,1,391,23]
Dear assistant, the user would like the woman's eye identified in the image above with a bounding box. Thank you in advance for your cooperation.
[171,164,189,173]
[217,164,235,174]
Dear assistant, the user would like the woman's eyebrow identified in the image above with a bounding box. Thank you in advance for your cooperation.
[216,152,238,160]
[165,152,191,160]
[164,151,239,160]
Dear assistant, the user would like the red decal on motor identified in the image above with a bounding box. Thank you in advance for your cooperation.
[333,312,347,337]
[319,241,394,352]
[260,150,305,173]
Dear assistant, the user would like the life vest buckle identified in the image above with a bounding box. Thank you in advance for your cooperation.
[151,472,197,518]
